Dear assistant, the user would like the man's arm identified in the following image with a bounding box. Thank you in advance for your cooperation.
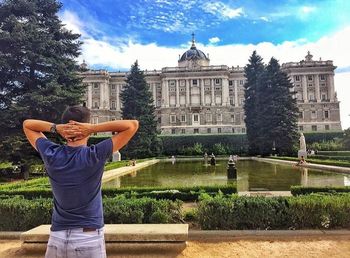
[23,120,77,150]
[70,120,139,152]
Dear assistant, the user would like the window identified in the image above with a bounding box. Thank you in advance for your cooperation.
[94,101,99,109]
[217,128,222,133]
[295,84,301,87]
[181,114,186,122]
[230,98,234,105]
[215,87,221,91]
[312,125,317,131]
[215,79,220,85]
[83,102,86,107]
[325,125,330,130]
[229,80,233,86]
[231,114,235,122]
[207,128,211,133]
[157,117,161,123]
[308,75,313,81]
[170,115,176,123]
[93,83,99,89]
[239,80,243,85]
[322,94,326,101]
[169,80,175,86]
[311,111,317,119]
[194,128,199,134]
[324,110,329,119]
[206,113,212,122]
[298,112,303,119]
[193,114,199,122]
[232,128,235,133]
[180,80,185,86]
[217,113,222,122]
[308,83,313,87]
[309,94,314,101]
[171,128,176,134]
[192,79,198,86]
[181,129,185,134]
[111,84,116,90]
[321,83,326,87]
[295,75,300,81]
[111,101,116,110]
[242,128,246,133]
[320,75,326,81]
[299,126,303,131]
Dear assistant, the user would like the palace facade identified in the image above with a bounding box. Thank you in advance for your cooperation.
[81,38,341,134]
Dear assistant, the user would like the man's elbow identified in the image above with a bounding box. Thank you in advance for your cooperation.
[131,120,139,131]
[23,119,31,130]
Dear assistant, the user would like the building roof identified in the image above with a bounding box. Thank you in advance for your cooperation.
[179,33,209,62]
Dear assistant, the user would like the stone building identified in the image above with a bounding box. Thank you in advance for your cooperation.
[81,37,341,134]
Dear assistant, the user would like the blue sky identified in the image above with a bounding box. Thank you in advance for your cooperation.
[59,0,350,128]
[60,0,350,47]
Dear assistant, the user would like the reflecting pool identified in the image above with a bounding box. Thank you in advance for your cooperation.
[103,159,350,191]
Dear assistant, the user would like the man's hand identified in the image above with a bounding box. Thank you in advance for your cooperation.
[56,124,82,142]
[66,121,94,141]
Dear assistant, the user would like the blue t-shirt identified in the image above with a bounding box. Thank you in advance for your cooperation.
[36,137,113,231]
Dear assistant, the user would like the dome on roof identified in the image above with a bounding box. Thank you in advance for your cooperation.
[179,44,209,62]
[178,33,210,67]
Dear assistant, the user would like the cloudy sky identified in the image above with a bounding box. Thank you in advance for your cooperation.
[59,0,350,129]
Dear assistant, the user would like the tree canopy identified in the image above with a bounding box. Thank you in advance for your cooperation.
[120,61,160,158]
[0,0,84,171]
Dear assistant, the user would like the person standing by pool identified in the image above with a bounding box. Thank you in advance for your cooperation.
[23,106,139,258]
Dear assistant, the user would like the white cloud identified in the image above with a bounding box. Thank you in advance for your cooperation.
[203,2,244,19]
[209,37,220,44]
[260,16,270,22]
[301,6,316,14]
[60,12,350,129]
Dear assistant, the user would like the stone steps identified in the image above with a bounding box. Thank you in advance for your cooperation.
[21,224,188,255]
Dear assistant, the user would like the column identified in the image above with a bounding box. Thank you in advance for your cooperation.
[200,79,205,105]
[328,73,335,101]
[161,79,168,107]
[105,81,110,109]
[211,79,215,106]
[315,74,320,102]
[116,84,120,111]
[152,84,157,107]
[222,78,229,106]
[175,80,180,107]
[165,80,169,107]
[186,79,190,106]
[99,82,104,109]
[87,84,92,109]
[302,75,308,103]
[234,80,238,107]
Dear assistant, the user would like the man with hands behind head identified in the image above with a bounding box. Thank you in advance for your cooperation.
[23,106,139,258]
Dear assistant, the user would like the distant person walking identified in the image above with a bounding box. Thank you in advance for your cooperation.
[23,106,138,258]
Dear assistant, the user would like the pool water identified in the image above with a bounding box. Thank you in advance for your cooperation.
[103,159,350,191]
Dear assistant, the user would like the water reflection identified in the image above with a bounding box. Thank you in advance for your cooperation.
[102,160,348,191]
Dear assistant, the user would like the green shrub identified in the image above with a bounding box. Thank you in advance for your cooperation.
[311,155,350,161]
[291,186,350,196]
[269,156,350,167]
[318,151,350,156]
[0,195,183,231]
[212,143,227,155]
[197,194,350,230]
[0,183,237,201]
[159,134,248,156]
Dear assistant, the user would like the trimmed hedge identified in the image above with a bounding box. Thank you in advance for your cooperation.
[0,183,237,201]
[159,134,248,156]
[197,193,350,230]
[318,151,350,156]
[269,156,350,167]
[312,155,350,161]
[0,195,182,231]
[291,186,350,196]
[303,132,344,143]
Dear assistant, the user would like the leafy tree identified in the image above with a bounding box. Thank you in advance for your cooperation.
[258,58,299,155]
[120,61,160,158]
[0,0,84,175]
[243,51,265,155]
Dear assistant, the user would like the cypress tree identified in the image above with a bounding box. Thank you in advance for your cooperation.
[120,61,160,158]
[243,51,265,155]
[0,0,84,174]
[258,58,299,155]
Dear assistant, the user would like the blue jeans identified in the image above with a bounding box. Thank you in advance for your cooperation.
[45,228,106,258]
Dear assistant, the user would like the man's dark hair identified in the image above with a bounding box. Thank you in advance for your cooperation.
[61,106,91,124]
